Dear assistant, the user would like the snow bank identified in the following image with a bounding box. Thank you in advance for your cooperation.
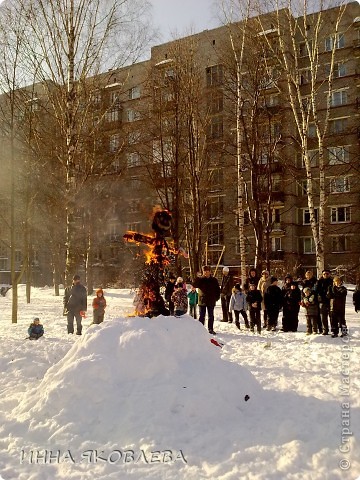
[14,315,261,451]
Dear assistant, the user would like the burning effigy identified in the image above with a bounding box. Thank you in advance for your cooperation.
[124,208,173,317]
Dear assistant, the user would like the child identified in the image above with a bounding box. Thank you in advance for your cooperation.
[282,282,301,332]
[246,283,262,334]
[301,287,319,335]
[187,285,198,319]
[171,282,188,316]
[327,276,347,338]
[28,317,44,339]
[92,288,107,324]
[229,284,249,329]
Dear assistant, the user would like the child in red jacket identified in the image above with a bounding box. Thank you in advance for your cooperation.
[92,288,107,324]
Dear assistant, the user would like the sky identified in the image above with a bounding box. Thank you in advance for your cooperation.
[150,0,221,43]
[0,285,359,479]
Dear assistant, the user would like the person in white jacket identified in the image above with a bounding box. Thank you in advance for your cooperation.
[229,284,249,330]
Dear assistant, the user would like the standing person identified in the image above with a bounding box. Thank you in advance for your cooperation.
[301,270,321,333]
[316,269,333,335]
[327,276,347,338]
[282,281,301,332]
[301,287,319,335]
[264,277,283,331]
[246,283,262,334]
[193,265,221,335]
[63,274,87,335]
[187,285,198,319]
[243,267,260,294]
[258,270,271,329]
[353,283,360,314]
[28,317,44,339]
[220,266,234,323]
[171,282,188,316]
[164,274,176,315]
[229,284,249,329]
[92,288,107,324]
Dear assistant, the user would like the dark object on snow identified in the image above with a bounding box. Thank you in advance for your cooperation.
[244,395,250,401]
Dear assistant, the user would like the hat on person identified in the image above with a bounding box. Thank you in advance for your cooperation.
[262,270,269,275]
[203,265,211,271]
[176,282,183,289]
[270,276,278,283]
[34,317,40,322]
[234,283,241,290]
[73,274,80,281]
[222,266,230,273]
[322,269,331,274]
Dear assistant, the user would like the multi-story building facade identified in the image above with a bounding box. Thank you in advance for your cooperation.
[0,2,359,286]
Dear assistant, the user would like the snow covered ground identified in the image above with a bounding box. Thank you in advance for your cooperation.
[0,285,359,480]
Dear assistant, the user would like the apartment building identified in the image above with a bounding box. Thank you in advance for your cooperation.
[0,2,359,286]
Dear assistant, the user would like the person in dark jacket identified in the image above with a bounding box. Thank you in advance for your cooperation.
[28,317,44,339]
[171,282,188,316]
[246,283,262,333]
[282,281,301,332]
[63,274,87,335]
[353,284,360,314]
[264,277,283,331]
[316,269,333,335]
[220,266,234,323]
[301,287,319,335]
[301,270,322,333]
[243,267,260,294]
[193,265,221,335]
[327,276,347,337]
[164,274,176,315]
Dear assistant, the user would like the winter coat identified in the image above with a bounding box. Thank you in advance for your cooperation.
[258,276,271,310]
[354,287,360,312]
[243,269,260,293]
[316,277,333,305]
[220,274,234,298]
[229,290,247,312]
[28,323,44,337]
[246,289,262,311]
[193,276,221,307]
[63,283,87,313]
[264,285,283,313]
[283,286,301,313]
[92,289,107,314]
[301,289,318,316]
[301,277,317,290]
[187,290,198,306]
[171,288,188,313]
[327,284,347,314]
[164,280,176,302]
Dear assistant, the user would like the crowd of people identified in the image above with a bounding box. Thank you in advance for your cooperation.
[163,266,359,337]
[26,269,360,340]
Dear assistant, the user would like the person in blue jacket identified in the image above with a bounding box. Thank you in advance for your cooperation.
[28,317,44,339]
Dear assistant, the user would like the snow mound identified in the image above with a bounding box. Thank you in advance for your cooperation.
[14,315,262,450]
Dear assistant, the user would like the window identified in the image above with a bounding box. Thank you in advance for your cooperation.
[298,68,311,85]
[302,237,316,254]
[236,210,250,226]
[329,177,350,193]
[325,33,345,51]
[127,152,141,168]
[209,168,223,191]
[208,223,224,245]
[15,250,22,263]
[325,62,347,78]
[109,134,120,153]
[271,237,282,251]
[330,89,348,107]
[126,109,141,122]
[207,196,224,219]
[111,160,121,173]
[129,86,141,100]
[0,244,7,257]
[153,139,173,163]
[207,116,223,139]
[105,109,120,122]
[207,94,224,114]
[331,235,350,252]
[298,179,308,195]
[206,64,223,87]
[329,118,347,134]
[307,123,316,138]
[235,237,250,254]
[126,222,141,232]
[0,259,7,271]
[301,149,319,168]
[110,91,120,105]
[328,146,349,165]
[91,91,101,104]
[299,41,312,57]
[303,208,318,225]
[331,206,350,223]
[272,208,281,225]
